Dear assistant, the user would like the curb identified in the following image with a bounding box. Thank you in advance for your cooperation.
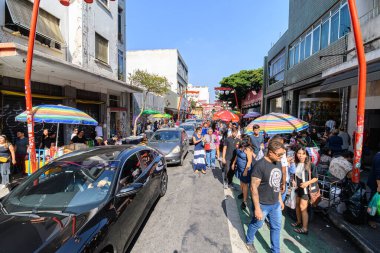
[327,211,376,253]
[219,160,249,253]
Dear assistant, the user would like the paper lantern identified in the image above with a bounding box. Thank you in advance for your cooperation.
[84,0,94,3]
[59,0,72,6]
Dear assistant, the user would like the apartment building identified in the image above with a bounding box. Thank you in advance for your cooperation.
[0,0,140,141]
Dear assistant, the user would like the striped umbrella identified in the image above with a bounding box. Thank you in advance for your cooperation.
[15,104,98,125]
[245,112,309,135]
[16,104,98,148]
[212,110,239,122]
[243,112,261,119]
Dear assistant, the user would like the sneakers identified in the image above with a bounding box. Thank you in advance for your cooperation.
[241,201,247,210]
[223,182,228,189]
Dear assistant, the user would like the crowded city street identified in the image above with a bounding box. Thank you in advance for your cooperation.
[0,0,380,252]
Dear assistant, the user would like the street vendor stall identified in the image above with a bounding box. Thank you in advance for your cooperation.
[15,104,98,174]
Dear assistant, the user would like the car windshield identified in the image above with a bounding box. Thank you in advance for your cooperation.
[151,131,180,142]
[181,125,194,131]
[2,156,119,214]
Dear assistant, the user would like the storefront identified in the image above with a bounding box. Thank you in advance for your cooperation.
[0,77,64,143]
[242,90,262,114]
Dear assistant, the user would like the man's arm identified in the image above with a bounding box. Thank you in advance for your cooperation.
[222,145,227,164]
[251,177,263,220]
[377,180,380,193]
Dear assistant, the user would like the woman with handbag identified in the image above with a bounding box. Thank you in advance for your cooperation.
[0,135,16,187]
[291,146,319,235]
[204,128,217,170]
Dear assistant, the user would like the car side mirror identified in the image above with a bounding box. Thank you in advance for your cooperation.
[116,183,144,198]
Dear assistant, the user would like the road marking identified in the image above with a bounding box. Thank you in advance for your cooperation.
[220,160,249,253]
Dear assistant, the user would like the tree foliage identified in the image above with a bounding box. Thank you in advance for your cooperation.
[129,69,170,95]
[129,70,170,136]
[219,68,263,109]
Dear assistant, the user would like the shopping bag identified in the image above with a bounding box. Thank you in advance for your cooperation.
[367,193,379,216]
[285,187,296,209]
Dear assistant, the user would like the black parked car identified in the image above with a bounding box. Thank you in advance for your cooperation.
[0,145,168,253]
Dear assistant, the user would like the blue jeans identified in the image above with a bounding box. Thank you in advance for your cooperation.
[206,149,216,168]
[246,202,282,253]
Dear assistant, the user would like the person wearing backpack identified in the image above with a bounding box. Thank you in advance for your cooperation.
[368,151,380,229]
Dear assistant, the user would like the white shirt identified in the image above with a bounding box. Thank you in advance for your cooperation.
[95,125,103,137]
[325,120,336,130]
[281,154,289,182]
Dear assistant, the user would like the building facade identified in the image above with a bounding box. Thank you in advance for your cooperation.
[126,49,189,120]
[263,0,380,155]
[187,84,210,104]
[0,0,141,142]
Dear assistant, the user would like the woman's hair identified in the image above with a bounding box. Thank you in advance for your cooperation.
[239,136,252,149]
[195,127,202,132]
[294,146,311,171]
[0,135,10,148]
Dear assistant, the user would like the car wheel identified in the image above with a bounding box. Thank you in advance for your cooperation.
[159,170,168,197]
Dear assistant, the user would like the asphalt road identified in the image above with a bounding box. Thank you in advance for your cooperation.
[130,146,232,253]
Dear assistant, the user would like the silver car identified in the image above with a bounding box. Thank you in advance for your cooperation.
[180,123,195,144]
[148,128,189,166]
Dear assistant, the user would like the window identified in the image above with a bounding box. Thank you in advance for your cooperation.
[289,47,294,68]
[119,154,142,187]
[305,33,311,58]
[330,11,339,43]
[269,51,285,84]
[118,50,124,81]
[118,8,123,41]
[294,44,300,65]
[339,4,351,37]
[138,150,154,169]
[300,39,305,62]
[95,33,108,64]
[321,19,329,49]
[312,25,320,54]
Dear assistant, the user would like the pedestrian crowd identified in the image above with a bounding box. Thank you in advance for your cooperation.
[190,118,380,253]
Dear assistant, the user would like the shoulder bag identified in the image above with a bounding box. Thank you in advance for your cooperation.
[308,168,321,207]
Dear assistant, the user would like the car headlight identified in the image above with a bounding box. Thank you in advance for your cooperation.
[171,145,181,154]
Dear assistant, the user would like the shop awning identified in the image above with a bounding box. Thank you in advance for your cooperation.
[6,0,65,44]
[0,90,65,100]
[321,61,380,91]
[76,99,105,105]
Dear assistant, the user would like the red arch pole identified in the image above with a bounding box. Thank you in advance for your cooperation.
[24,0,41,174]
[348,0,367,184]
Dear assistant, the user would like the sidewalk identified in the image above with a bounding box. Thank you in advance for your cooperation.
[327,210,379,253]
[229,176,360,253]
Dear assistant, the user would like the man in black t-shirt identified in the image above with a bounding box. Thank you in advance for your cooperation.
[222,128,240,188]
[245,140,285,253]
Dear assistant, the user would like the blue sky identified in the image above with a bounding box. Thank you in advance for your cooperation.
[126,0,289,102]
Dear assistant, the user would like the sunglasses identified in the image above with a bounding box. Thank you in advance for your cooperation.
[271,150,285,157]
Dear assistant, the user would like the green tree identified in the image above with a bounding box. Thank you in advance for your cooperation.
[219,68,263,109]
[129,70,170,136]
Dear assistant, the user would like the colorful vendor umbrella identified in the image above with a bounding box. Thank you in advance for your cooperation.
[15,104,98,125]
[246,112,309,135]
[15,104,98,149]
[152,113,172,119]
[212,110,239,122]
[243,112,261,119]
[142,109,161,115]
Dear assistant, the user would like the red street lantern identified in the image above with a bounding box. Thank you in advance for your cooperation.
[59,0,73,6]
[84,0,94,3]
